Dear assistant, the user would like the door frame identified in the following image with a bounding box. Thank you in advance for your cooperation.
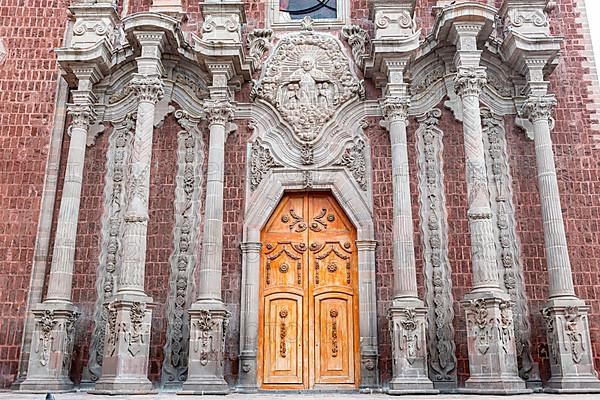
[237,168,379,391]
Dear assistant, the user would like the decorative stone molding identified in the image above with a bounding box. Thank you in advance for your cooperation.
[499,0,556,37]
[200,0,244,44]
[161,110,206,387]
[249,139,282,191]
[334,138,368,191]
[85,113,136,383]
[341,25,370,70]
[481,108,538,384]
[247,29,273,68]
[415,109,457,388]
[69,2,118,50]
[372,2,416,40]
[251,30,364,142]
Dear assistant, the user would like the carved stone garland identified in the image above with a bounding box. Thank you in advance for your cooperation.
[481,109,536,381]
[85,113,136,382]
[251,30,364,142]
[161,110,206,385]
[415,109,457,387]
[334,138,368,191]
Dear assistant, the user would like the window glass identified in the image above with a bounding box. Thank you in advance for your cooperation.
[279,0,338,20]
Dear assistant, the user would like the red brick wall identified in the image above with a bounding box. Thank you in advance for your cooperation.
[0,0,70,387]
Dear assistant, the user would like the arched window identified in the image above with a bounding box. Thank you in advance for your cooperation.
[279,0,338,20]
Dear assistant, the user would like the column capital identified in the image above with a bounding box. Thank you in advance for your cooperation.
[204,99,235,126]
[130,73,164,104]
[454,66,487,97]
[381,96,410,123]
[522,95,556,123]
[67,103,97,130]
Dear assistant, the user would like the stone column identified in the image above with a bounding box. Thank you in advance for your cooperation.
[20,68,99,393]
[237,242,262,392]
[181,99,235,395]
[521,62,600,392]
[93,32,165,395]
[356,240,379,390]
[452,22,527,394]
[380,59,436,395]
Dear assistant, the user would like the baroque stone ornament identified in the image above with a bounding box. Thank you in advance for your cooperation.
[481,108,538,383]
[454,67,487,97]
[247,28,273,67]
[161,110,206,387]
[334,138,367,191]
[85,113,136,383]
[204,99,235,126]
[415,109,457,388]
[341,25,370,69]
[249,140,282,191]
[251,30,364,141]
[130,73,164,104]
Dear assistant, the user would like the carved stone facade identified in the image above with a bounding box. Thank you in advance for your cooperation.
[3,0,600,396]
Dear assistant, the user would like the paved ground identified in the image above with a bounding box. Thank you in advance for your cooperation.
[1,393,600,400]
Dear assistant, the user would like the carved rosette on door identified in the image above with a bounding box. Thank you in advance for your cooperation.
[259,192,360,389]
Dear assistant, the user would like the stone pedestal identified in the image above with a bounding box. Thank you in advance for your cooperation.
[180,302,231,395]
[92,297,155,394]
[542,299,600,393]
[461,294,530,394]
[387,304,438,395]
[20,304,79,393]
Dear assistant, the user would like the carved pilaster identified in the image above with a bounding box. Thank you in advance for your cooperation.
[161,111,206,388]
[481,109,539,385]
[416,109,457,389]
[84,113,136,384]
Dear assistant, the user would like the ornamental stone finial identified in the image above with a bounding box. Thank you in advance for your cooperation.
[204,100,235,126]
[130,74,164,104]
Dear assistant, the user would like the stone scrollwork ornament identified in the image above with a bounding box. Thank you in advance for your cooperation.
[334,138,368,191]
[251,30,364,141]
[247,28,274,67]
[250,140,282,191]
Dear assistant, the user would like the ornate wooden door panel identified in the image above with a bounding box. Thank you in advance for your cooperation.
[259,192,359,389]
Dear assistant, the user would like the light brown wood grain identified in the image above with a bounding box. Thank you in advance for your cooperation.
[258,192,360,389]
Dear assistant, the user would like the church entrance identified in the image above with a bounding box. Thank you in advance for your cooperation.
[257,192,360,389]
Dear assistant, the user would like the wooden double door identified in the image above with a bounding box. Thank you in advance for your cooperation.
[258,192,360,389]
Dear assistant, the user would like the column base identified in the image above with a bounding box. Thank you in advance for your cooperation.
[20,303,80,393]
[359,352,379,391]
[542,298,600,393]
[387,301,436,394]
[181,300,231,395]
[236,353,258,393]
[92,295,154,395]
[462,292,528,393]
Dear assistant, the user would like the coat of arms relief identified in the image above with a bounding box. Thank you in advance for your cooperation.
[251,30,364,142]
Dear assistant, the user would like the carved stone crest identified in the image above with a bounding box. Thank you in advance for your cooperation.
[251,31,363,141]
